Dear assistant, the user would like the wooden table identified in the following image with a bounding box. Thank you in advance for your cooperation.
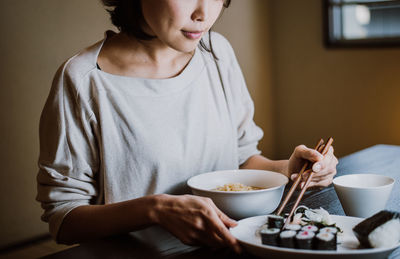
[43,145,400,259]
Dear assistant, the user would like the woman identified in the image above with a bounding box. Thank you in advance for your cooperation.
[36,0,338,254]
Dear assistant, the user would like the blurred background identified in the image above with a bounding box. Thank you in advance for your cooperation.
[1,0,399,256]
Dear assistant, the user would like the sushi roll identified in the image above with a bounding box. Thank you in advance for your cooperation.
[353,210,400,248]
[279,230,296,248]
[259,224,269,231]
[319,227,338,243]
[260,228,280,246]
[284,224,301,232]
[301,225,319,232]
[315,232,336,250]
[268,215,284,229]
[295,231,315,249]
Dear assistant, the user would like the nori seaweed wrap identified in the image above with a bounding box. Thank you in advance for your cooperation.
[315,232,336,250]
[279,230,296,248]
[260,228,280,246]
[268,215,284,229]
[353,210,400,248]
[295,231,315,249]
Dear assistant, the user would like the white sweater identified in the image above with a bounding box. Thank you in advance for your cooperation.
[36,31,263,239]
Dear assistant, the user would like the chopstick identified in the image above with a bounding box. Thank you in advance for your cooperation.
[275,139,324,216]
[282,137,334,228]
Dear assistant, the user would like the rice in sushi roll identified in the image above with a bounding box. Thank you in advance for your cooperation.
[301,225,319,233]
[284,224,301,232]
[319,227,338,235]
[353,210,400,248]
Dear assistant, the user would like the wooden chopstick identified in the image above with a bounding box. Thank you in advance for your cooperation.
[300,143,326,190]
[282,137,334,228]
[275,139,324,216]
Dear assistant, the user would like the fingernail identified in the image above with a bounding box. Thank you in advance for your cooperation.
[313,163,321,173]
[291,174,298,180]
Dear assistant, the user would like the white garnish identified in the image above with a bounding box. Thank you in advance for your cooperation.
[305,209,323,223]
[313,207,334,225]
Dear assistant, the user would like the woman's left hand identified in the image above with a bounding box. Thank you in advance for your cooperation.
[287,144,339,188]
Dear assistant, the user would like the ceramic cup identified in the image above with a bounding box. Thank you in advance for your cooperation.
[333,174,395,218]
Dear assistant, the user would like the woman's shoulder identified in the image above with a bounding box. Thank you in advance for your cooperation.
[58,39,103,82]
[49,39,104,106]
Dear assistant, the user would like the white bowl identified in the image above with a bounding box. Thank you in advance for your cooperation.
[187,169,288,219]
[333,174,395,218]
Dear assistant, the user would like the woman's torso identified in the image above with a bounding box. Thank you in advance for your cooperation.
[80,34,239,203]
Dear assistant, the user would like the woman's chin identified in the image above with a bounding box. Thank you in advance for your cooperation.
[168,39,201,54]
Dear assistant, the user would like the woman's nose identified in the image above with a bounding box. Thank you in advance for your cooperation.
[191,0,208,22]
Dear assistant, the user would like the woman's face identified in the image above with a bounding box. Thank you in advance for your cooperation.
[141,0,225,53]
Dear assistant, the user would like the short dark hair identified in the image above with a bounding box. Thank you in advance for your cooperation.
[101,0,231,59]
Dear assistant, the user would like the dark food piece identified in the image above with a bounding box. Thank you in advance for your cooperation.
[353,210,400,248]
[295,231,315,250]
[268,215,284,229]
[260,228,280,246]
[315,232,337,250]
[279,230,296,248]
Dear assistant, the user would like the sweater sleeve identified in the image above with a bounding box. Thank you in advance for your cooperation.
[36,61,99,241]
[233,68,264,166]
[211,32,264,166]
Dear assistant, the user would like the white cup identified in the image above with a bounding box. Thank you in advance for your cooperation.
[333,174,395,218]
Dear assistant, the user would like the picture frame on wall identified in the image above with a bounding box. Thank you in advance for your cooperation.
[323,0,400,47]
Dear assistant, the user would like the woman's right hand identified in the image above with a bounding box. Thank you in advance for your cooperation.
[151,194,241,253]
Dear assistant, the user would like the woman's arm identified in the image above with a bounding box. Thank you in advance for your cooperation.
[239,155,290,177]
[58,194,241,253]
[58,195,158,244]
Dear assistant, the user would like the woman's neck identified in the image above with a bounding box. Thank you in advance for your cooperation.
[97,32,194,79]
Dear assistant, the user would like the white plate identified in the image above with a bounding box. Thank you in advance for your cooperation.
[230,215,400,259]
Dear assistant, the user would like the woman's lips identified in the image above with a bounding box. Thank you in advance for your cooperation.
[181,30,203,40]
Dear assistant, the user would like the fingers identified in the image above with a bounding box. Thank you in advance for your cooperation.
[209,201,237,228]
[294,144,324,163]
[176,197,241,253]
[196,231,226,248]
[159,195,240,252]
[205,199,242,253]
[209,216,242,253]
[312,146,331,173]
[312,147,338,177]
[292,145,338,188]
[311,171,336,182]
[307,175,334,188]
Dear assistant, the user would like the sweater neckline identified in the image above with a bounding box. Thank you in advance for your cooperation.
[92,31,205,96]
